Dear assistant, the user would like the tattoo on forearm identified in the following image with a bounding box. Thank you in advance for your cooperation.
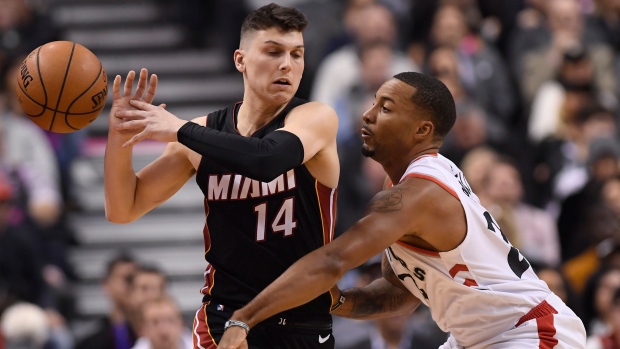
[367,188,407,213]
[346,281,409,318]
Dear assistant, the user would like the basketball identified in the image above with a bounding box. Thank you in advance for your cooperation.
[15,41,108,133]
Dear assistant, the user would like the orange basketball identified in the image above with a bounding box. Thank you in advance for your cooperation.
[15,41,108,133]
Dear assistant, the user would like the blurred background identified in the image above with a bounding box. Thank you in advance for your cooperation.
[1,0,620,348]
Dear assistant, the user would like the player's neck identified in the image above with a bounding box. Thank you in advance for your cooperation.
[236,97,288,136]
[382,145,439,184]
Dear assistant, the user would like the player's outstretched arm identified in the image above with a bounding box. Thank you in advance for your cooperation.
[115,99,338,184]
[104,69,195,223]
[332,253,421,320]
[217,183,431,349]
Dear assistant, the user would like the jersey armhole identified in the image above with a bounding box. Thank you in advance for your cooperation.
[401,173,460,201]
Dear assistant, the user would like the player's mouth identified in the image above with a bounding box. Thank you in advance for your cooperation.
[361,126,373,139]
[273,78,292,86]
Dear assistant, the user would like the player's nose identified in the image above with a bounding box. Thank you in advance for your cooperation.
[362,106,375,123]
[279,54,292,72]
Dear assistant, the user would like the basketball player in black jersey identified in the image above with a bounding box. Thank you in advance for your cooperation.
[105,3,340,349]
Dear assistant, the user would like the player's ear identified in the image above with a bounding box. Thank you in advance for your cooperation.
[416,120,434,138]
[234,49,245,73]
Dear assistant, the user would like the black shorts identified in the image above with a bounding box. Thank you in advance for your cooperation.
[192,301,335,349]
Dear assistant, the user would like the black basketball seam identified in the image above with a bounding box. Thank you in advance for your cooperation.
[49,42,76,131]
[17,82,46,117]
[23,104,106,117]
[17,46,47,117]
[36,45,48,111]
[63,62,105,130]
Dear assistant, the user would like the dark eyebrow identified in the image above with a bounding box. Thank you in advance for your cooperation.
[264,40,304,49]
[375,94,395,104]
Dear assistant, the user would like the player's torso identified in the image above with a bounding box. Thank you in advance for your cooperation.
[386,154,551,347]
[195,98,336,315]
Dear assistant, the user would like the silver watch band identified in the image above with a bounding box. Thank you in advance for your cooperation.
[224,319,250,335]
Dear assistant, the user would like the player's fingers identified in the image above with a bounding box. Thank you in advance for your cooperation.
[240,340,249,349]
[143,74,158,104]
[129,99,153,111]
[134,68,148,99]
[113,75,122,99]
[124,70,136,97]
[115,120,145,131]
[158,103,167,109]
[115,109,146,119]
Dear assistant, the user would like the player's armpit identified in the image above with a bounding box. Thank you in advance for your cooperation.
[332,277,421,320]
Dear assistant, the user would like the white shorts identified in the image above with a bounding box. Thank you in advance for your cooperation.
[439,293,586,349]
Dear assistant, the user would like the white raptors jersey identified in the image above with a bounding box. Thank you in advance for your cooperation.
[386,153,552,348]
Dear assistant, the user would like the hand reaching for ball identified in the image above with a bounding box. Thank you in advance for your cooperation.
[110,68,166,138]
[112,68,188,147]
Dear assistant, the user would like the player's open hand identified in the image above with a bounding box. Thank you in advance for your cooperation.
[110,68,164,134]
[218,327,249,349]
[114,99,188,147]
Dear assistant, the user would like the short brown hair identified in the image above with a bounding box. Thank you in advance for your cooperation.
[241,3,308,39]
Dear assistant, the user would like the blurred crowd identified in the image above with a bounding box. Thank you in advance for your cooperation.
[1,0,620,348]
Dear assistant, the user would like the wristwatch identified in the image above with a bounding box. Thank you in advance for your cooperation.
[224,319,251,335]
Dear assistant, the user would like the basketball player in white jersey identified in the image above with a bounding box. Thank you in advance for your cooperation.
[217,72,586,349]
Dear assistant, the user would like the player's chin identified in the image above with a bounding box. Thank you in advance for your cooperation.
[270,90,295,103]
[361,144,375,158]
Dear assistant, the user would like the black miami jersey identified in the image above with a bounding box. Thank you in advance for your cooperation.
[195,97,337,317]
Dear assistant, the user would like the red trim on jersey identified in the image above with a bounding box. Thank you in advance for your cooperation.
[515,299,560,348]
[316,181,337,245]
[516,300,558,327]
[201,201,216,296]
[449,264,479,287]
[411,153,438,163]
[449,264,469,278]
[400,173,460,200]
[537,314,559,349]
[396,241,440,257]
[193,303,217,349]
[464,278,479,287]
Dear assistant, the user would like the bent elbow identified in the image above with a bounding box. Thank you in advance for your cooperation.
[105,209,136,224]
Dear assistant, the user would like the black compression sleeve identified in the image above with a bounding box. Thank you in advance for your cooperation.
[177,122,304,182]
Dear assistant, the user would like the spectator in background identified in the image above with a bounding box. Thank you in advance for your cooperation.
[126,265,167,337]
[586,287,620,349]
[1,58,77,317]
[1,303,48,349]
[583,268,620,337]
[0,58,62,232]
[559,136,620,253]
[528,46,605,144]
[0,0,60,73]
[517,0,615,106]
[427,4,518,132]
[590,0,620,52]
[127,265,193,349]
[0,171,45,313]
[534,101,617,210]
[132,296,191,349]
[0,302,72,349]
[310,2,417,109]
[483,157,561,267]
[75,254,138,349]
[459,146,498,207]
